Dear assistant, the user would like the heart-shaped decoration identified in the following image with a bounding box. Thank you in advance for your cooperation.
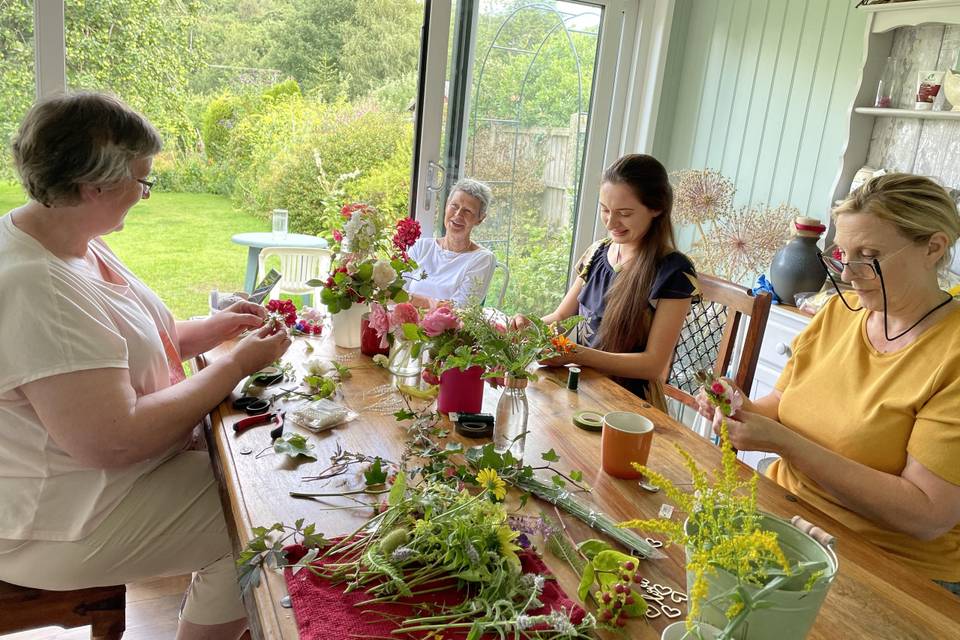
[644,605,662,619]
[671,590,688,603]
[641,591,664,603]
[662,605,683,619]
[651,583,674,597]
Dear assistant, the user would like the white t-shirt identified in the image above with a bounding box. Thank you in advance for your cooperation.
[0,214,181,541]
[406,238,496,307]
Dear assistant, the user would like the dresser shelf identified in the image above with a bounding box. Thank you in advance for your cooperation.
[854,107,960,120]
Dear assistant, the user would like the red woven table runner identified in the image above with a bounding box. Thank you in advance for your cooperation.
[284,544,585,640]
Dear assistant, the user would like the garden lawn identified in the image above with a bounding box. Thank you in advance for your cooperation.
[0,182,268,319]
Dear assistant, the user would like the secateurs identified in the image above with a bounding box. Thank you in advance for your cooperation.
[232,411,285,440]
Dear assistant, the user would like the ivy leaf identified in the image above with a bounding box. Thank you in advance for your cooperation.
[394,408,416,421]
[570,470,583,483]
[541,448,560,463]
[551,476,566,488]
[364,458,388,485]
[273,433,317,459]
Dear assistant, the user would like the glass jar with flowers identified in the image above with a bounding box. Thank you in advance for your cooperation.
[456,309,581,463]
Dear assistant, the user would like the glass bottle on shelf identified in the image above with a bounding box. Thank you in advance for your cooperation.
[874,56,898,108]
[494,376,529,464]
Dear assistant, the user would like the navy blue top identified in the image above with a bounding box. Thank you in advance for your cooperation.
[576,241,696,397]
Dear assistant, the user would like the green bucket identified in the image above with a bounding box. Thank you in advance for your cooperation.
[684,513,838,639]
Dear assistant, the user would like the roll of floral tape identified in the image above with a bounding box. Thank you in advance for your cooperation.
[573,410,604,432]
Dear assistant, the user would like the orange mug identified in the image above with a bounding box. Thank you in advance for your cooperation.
[601,411,654,479]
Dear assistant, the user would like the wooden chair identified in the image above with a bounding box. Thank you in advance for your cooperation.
[0,581,126,639]
[665,274,772,412]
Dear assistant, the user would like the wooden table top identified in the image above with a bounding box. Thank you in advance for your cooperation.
[199,335,960,640]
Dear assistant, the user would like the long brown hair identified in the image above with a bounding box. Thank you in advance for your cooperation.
[597,154,678,353]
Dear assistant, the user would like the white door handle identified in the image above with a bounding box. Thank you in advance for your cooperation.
[775,342,791,357]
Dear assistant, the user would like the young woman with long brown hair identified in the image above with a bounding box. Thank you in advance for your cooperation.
[514,154,696,407]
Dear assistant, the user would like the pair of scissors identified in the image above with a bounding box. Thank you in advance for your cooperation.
[233,411,285,440]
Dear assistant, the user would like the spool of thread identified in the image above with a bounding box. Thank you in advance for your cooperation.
[567,367,581,390]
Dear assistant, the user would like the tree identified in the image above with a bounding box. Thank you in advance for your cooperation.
[265,0,357,99]
[0,0,36,176]
[64,0,207,148]
[338,0,422,101]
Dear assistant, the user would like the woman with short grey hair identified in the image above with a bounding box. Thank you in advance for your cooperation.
[0,92,290,640]
[406,178,497,307]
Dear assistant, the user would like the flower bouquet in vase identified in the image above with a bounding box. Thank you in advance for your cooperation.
[457,309,581,463]
[310,204,421,349]
[619,371,837,640]
[395,305,491,414]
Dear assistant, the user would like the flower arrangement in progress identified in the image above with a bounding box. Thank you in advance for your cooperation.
[310,204,423,313]
[618,370,833,639]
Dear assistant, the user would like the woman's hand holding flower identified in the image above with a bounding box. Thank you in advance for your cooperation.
[711,409,791,455]
[209,300,267,341]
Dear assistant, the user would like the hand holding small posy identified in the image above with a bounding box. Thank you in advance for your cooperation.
[694,370,744,420]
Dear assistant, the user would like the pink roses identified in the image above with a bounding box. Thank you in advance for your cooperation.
[422,306,462,337]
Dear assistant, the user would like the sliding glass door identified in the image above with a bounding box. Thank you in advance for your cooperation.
[414,0,633,316]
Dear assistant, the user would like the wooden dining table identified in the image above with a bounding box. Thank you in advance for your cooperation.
[199,334,960,640]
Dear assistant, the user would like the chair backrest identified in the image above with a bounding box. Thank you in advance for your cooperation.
[491,261,510,308]
[665,274,772,410]
[257,247,333,297]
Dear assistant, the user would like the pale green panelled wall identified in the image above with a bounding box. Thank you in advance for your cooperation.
[653,0,868,223]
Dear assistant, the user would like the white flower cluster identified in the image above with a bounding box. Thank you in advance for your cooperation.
[342,209,377,255]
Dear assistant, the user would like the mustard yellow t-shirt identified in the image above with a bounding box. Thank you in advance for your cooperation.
[769,294,960,581]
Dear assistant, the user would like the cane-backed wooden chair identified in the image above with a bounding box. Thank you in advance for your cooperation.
[665,274,772,412]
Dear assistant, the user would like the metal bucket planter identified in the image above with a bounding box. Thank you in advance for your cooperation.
[685,513,838,640]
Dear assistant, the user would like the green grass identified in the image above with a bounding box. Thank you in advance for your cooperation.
[0,182,269,319]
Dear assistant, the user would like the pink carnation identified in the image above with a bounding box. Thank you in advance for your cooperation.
[421,306,461,337]
[369,302,391,348]
[390,302,420,331]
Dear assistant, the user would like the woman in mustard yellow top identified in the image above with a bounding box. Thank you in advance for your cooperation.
[701,173,960,593]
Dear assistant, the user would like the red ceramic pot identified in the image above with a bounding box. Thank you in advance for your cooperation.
[437,366,484,414]
[360,313,390,357]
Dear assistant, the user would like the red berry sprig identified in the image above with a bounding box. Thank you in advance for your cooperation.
[595,560,643,628]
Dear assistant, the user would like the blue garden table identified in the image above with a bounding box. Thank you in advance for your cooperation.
[231,232,329,292]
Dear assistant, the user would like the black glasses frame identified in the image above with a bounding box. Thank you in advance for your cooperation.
[136,177,156,192]
[816,250,951,341]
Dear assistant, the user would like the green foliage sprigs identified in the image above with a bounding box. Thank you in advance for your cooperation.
[238,518,330,594]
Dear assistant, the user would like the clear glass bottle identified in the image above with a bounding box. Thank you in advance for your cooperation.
[387,338,421,378]
[874,56,897,108]
[494,376,529,463]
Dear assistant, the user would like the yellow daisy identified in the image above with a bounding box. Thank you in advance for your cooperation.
[496,524,522,571]
[476,468,507,501]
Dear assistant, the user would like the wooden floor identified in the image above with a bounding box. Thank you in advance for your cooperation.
[0,575,190,640]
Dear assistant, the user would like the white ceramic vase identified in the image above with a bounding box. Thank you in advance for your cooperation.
[331,303,367,349]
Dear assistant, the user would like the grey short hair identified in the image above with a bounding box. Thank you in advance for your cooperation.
[450,178,493,218]
[12,91,162,207]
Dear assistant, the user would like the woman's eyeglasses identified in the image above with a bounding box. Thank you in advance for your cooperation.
[817,243,912,282]
[136,176,157,194]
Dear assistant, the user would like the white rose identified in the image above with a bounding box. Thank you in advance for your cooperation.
[372,259,398,289]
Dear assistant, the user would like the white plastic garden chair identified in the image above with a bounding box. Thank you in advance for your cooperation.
[256,246,333,306]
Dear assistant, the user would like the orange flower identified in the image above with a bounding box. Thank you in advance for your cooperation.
[551,334,576,354]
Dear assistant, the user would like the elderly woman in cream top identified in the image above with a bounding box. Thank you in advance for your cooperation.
[406,178,497,308]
